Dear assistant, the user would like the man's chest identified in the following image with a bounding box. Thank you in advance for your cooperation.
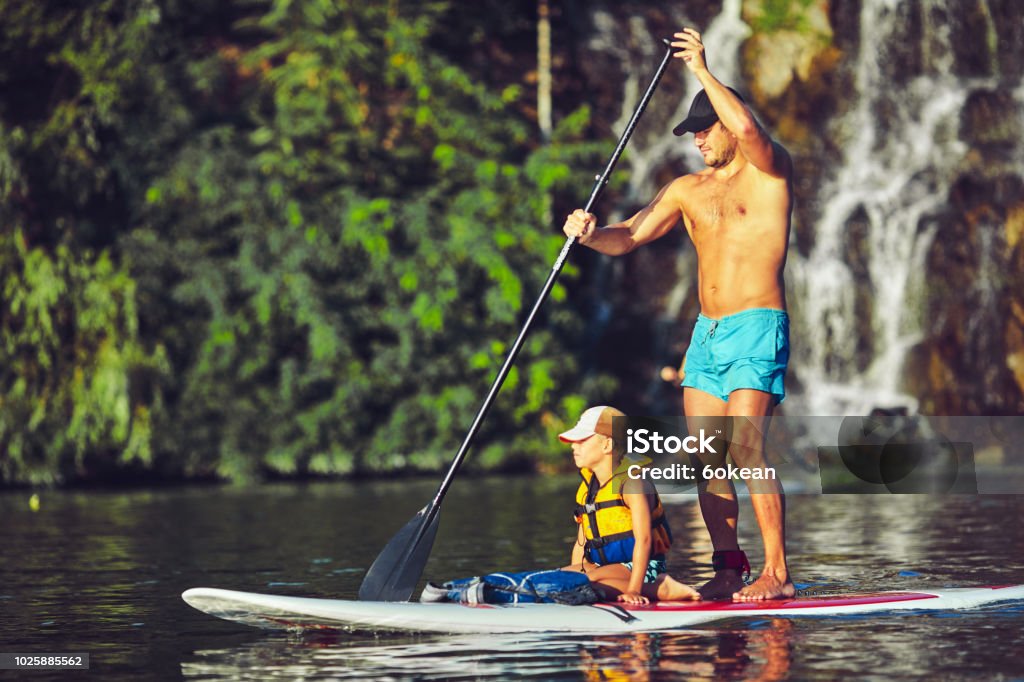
[682,173,758,237]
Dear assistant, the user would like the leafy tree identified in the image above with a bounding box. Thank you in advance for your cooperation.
[128,0,604,480]
[0,0,167,484]
[0,0,615,485]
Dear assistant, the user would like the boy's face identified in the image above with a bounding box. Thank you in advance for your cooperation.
[571,433,612,471]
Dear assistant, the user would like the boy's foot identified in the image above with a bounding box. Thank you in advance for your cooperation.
[733,570,795,601]
[699,570,746,600]
[655,574,701,601]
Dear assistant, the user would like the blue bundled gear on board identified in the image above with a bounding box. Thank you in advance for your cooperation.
[420,569,599,605]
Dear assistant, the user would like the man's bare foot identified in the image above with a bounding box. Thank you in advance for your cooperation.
[733,570,795,601]
[699,570,746,600]
[654,574,701,601]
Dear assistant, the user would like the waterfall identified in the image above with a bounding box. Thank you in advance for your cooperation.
[576,0,1021,416]
[786,0,1006,415]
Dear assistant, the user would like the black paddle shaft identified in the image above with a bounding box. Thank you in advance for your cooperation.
[359,39,675,602]
[432,38,675,502]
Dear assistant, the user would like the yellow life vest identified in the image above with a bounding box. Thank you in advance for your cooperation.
[573,463,672,565]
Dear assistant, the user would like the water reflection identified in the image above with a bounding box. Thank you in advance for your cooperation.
[576,621,793,681]
[181,621,796,681]
[3,479,1024,679]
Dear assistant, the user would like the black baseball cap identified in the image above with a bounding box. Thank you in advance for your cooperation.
[672,87,745,136]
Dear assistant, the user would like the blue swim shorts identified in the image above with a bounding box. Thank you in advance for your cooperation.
[681,308,790,404]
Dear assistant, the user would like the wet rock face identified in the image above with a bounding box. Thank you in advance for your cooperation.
[912,11,1024,415]
[739,0,841,122]
[989,0,1024,80]
[740,0,834,100]
[842,205,875,375]
[913,174,1024,414]
[961,90,1022,151]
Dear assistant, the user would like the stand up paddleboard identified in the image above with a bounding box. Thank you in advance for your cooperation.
[182,585,1024,634]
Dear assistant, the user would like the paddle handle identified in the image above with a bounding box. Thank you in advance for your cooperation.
[431,39,676,508]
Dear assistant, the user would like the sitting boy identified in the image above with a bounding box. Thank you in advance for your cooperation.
[559,405,700,604]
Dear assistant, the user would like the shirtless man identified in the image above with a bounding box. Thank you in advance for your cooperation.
[562,28,795,601]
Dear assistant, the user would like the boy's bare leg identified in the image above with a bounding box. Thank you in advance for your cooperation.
[648,573,701,601]
[575,564,699,602]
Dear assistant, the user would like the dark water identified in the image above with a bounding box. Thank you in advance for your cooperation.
[2,476,1023,680]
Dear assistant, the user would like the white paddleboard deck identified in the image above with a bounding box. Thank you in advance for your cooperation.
[183,585,1024,634]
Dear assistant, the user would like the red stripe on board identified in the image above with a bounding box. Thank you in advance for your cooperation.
[618,592,939,612]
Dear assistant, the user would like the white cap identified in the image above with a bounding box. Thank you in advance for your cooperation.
[558,406,625,442]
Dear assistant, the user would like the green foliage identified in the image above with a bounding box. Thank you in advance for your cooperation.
[747,0,823,35]
[0,0,611,485]
[0,1,168,485]
[0,228,165,484]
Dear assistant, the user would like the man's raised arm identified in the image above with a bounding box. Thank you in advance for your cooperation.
[672,28,791,179]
